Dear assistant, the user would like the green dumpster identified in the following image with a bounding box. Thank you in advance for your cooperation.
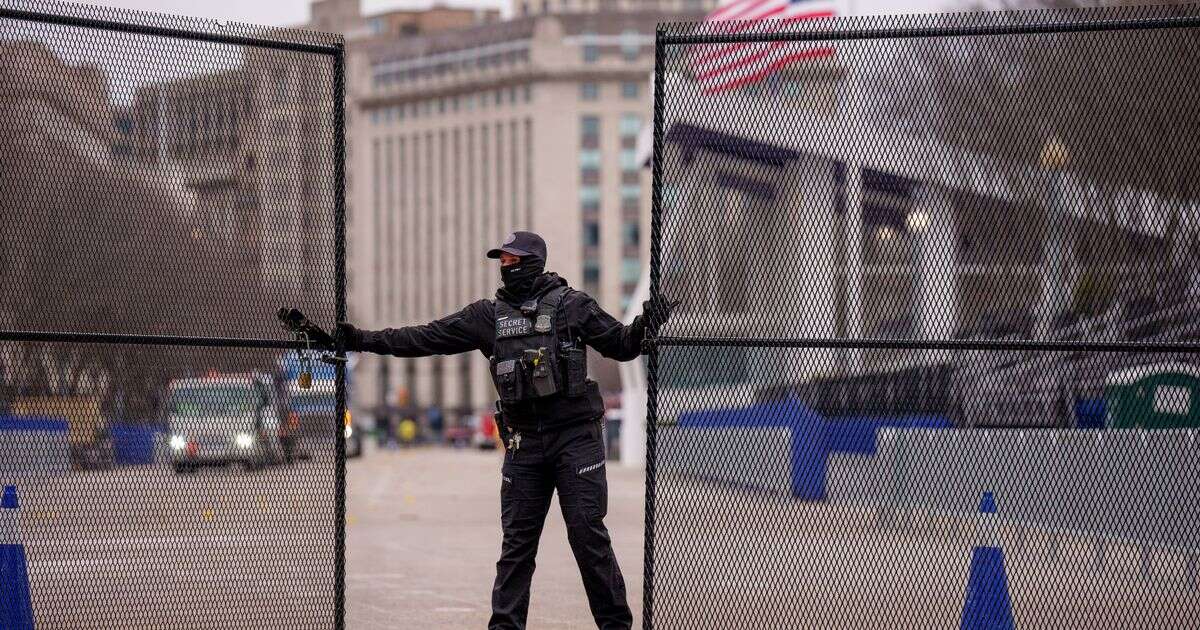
[1105,363,1200,429]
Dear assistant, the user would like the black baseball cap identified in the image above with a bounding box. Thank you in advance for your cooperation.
[487,231,547,262]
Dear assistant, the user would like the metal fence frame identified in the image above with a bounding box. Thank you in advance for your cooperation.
[645,9,1200,629]
[0,5,348,627]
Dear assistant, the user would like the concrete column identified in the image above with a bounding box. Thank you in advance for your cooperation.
[1037,170,1076,338]
[771,157,837,384]
[912,185,958,362]
[843,163,865,375]
[414,357,434,411]
[471,355,492,413]
[442,356,462,413]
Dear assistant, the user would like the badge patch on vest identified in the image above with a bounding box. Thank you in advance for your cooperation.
[494,359,517,375]
[496,316,532,339]
[535,314,552,333]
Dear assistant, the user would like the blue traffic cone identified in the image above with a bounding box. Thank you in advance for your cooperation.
[959,491,1014,630]
[1,485,35,630]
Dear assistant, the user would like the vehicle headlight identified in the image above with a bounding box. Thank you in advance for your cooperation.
[344,425,353,439]
[170,435,187,451]
[234,433,255,449]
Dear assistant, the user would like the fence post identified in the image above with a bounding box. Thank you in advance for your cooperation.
[641,26,667,630]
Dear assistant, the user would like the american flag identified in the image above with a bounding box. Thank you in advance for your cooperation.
[691,0,839,94]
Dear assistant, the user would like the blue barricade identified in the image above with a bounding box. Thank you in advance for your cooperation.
[110,424,158,466]
[1074,398,1107,429]
[678,398,951,500]
[0,416,68,433]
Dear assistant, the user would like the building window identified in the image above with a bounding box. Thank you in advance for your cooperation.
[583,38,600,63]
[524,84,533,103]
[579,149,602,170]
[621,257,642,284]
[580,185,602,206]
[580,186,602,216]
[581,115,600,140]
[583,221,600,247]
[581,82,600,101]
[623,222,640,247]
[621,30,640,61]
[621,81,640,100]
[620,148,639,172]
[619,113,641,137]
[583,260,601,290]
[621,184,640,204]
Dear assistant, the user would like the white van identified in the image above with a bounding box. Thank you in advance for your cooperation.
[167,373,285,473]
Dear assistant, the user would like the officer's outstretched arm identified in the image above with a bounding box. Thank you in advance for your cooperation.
[575,293,646,362]
[340,301,489,358]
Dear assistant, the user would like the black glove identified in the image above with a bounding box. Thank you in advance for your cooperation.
[277,308,335,348]
[335,321,357,350]
[641,294,681,328]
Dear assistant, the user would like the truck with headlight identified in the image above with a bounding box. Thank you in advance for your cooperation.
[278,352,361,458]
[167,373,285,473]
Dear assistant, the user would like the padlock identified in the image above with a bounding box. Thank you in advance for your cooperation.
[299,334,314,390]
[299,368,313,390]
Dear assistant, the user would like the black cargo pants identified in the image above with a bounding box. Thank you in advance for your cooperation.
[489,419,632,630]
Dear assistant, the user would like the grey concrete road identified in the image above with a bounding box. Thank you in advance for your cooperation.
[346,445,646,629]
[16,456,340,629]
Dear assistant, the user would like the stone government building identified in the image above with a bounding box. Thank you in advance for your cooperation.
[339,1,718,419]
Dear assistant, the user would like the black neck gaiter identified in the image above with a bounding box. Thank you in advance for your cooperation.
[500,259,545,300]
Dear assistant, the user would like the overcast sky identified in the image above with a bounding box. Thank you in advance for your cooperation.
[84,0,511,28]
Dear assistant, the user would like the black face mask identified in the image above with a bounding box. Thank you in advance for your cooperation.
[500,258,544,298]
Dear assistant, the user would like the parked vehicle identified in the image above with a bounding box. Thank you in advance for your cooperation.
[470,411,500,450]
[344,409,363,458]
[167,373,284,473]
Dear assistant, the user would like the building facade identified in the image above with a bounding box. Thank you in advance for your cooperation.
[344,6,709,419]
[310,0,500,42]
[517,0,716,16]
[124,49,337,303]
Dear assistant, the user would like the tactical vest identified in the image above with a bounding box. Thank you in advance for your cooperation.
[490,286,590,406]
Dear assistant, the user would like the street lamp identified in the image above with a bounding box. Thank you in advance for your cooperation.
[906,209,930,233]
[1040,135,1071,170]
[1037,135,1072,341]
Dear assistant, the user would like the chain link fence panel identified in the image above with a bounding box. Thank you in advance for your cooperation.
[0,2,345,628]
[645,5,1200,629]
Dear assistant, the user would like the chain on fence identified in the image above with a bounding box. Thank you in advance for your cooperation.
[0,1,344,628]
[645,5,1200,629]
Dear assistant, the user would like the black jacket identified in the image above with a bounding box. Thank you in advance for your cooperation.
[345,273,646,426]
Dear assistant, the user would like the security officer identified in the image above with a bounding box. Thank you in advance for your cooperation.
[338,231,675,630]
